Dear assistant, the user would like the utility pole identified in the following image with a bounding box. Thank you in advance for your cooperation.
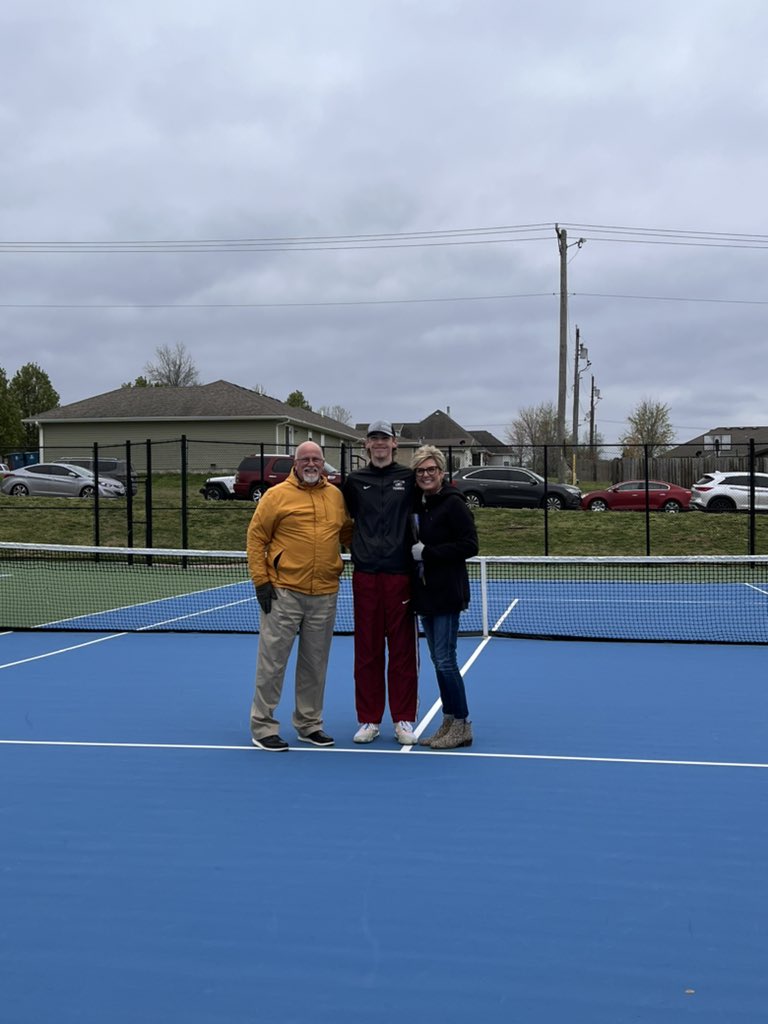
[589,375,601,472]
[572,326,590,483]
[555,225,585,482]
[556,225,568,482]
[572,326,591,445]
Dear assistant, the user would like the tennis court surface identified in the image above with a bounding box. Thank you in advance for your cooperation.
[2,617,767,1023]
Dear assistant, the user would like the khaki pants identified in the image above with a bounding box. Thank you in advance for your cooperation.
[250,587,338,740]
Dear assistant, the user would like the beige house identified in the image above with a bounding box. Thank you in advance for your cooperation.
[26,380,364,473]
[355,409,509,469]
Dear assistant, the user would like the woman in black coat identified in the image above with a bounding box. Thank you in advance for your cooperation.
[410,445,479,749]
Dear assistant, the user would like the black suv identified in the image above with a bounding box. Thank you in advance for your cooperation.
[450,466,582,509]
[63,456,138,495]
[233,453,341,502]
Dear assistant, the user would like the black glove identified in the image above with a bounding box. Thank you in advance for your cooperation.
[256,582,277,614]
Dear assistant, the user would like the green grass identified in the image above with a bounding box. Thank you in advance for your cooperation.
[1,473,767,555]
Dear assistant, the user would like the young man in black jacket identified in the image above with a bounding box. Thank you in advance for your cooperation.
[342,420,418,744]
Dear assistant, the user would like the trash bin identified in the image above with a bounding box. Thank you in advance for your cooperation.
[8,453,23,469]
[23,452,39,466]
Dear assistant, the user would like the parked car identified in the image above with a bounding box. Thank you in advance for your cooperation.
[233,453,342,502]
[690,471,768,512]
[581,480,691,513]
[0,462,126,498]
[199,474,237,500]
[62,456,138,495]
[449,467,581,510]
[0,462,11,479]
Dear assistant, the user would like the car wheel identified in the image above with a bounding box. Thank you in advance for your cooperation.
[9,483,29,496]
[80,485,96,498]
[707,496,735,513]
[463,491,483,508]
[543,494,564,510]
[203,486,224,500]
[662,500,682,512]
[250,485,267,503]
[588,498,609,512]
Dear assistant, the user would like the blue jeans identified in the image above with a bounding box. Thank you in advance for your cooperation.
[421,612,469,720]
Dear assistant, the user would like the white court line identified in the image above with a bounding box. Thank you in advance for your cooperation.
[0,633,128,669]
[408,599,519,750]
[0,737,766,769]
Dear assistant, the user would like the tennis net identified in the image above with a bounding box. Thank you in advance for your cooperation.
[1,542,768,644]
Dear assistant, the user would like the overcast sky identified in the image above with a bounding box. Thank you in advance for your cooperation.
[2,0,766,444]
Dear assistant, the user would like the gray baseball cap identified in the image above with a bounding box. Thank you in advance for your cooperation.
[366,420,395,437]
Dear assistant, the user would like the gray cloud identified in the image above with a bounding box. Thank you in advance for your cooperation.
[2,0,767,442]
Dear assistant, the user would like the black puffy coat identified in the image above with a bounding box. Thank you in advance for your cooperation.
[411,485,479,616]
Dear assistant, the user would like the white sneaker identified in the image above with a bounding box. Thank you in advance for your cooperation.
[394,721,417,745]
[353,723,380,744]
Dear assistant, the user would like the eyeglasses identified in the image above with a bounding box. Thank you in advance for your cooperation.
[415,466,440,476]
[296,456,323,464]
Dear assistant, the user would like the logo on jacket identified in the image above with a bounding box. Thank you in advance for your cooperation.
[393,480,406,491]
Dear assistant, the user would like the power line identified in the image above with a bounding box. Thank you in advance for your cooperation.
[4,288,767,310]
[0,291,555,310]
[3,220,768,254]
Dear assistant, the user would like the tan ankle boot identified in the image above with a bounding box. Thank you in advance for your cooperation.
[430,718,472,750]
[419,714,454,746]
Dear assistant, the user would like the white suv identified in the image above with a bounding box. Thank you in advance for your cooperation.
[690,471,768,512]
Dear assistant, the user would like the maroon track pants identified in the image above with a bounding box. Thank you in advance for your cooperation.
[352,571,419,724]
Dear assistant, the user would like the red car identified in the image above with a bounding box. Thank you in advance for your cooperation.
[581,480,691,512]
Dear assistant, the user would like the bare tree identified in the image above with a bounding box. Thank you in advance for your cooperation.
[619,399,675,457]
[505,401,559,474]
[316,404,352,425]
[144,343,200,387]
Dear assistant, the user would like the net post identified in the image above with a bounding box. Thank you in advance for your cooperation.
[480,557,489,637]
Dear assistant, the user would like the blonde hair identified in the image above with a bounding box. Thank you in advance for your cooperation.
[411,444,446,472]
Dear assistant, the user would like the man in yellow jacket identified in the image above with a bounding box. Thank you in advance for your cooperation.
[247,440,353,751]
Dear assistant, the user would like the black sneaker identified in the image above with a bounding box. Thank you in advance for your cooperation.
[297,730,334,747]
[252,734,289,751]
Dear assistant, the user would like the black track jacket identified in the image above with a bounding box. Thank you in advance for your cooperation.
[342,461,415,573]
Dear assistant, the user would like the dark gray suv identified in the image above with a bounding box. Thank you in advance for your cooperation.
[450,467,582,509]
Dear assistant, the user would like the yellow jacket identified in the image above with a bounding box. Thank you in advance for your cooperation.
[247,471,353,595]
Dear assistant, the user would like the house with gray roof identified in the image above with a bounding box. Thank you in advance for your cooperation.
[666,426,768,459]
[25,380,363,473]
[355,409,510,468]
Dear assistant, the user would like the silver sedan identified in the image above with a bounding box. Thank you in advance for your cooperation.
[0,462,126,498]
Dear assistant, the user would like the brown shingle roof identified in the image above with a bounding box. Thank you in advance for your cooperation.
[29,380,359,436]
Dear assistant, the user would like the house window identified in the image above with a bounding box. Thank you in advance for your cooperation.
[704,434,731,454]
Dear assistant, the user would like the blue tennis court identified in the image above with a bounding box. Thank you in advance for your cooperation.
[1,625,767,1023]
